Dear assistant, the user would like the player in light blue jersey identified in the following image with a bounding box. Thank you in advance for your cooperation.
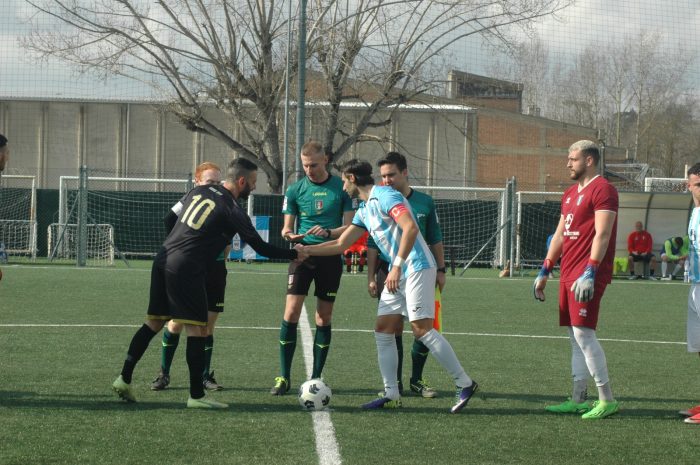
[297,159,478,413]
[681,162,700,424]
[367,152,447,398]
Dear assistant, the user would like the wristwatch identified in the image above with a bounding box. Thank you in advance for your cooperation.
[436,267,447,273]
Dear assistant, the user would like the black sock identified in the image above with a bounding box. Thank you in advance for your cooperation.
[121,324,157,384]
[203,334,214,378]
[186,336,206,399]
[395,335,404,384]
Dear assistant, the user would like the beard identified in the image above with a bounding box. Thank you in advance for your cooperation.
[569,168,584,181]
[238,184,252,200]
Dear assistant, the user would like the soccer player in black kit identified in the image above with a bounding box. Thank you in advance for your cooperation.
[112,158,306,409]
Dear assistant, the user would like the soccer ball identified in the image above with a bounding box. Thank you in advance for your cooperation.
[298,379,332,411]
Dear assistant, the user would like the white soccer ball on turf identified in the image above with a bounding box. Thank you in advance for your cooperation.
[298,378,332,411]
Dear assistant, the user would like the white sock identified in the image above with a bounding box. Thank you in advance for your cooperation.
[375,332,400,400]
[419,329,472,388]
[673,264,682,276]
[597,382,614,402]
[568,327,589,403]
[571,326,614,401]
[662,261,668,276]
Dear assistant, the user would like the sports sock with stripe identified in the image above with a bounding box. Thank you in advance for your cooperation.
[121,324,157,384]
[410,339,430,383]
[395,335,404,385]
[279,320,298,381]
[161,328,180,375]
[203,334,214,377]
[311,325,331,379]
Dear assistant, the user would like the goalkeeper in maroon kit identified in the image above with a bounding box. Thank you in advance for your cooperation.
[533,140,620,420]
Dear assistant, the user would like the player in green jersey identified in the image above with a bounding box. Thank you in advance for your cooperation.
[271,141,355,395]
[367,152,447,398]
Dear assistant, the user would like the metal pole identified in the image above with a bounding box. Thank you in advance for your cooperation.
[77,165,88,267]
[295,0,308,181]
[282,0,293,193]
[508,176,517,278]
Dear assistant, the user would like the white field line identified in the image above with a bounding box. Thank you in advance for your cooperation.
[298,303,342,465]
[0,323,685,346]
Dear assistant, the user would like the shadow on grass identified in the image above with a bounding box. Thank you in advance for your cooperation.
[0,391,185,411]
[0,389,694,419]
[480,391,698,405]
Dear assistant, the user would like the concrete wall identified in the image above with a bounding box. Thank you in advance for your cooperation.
[0,98,598,194]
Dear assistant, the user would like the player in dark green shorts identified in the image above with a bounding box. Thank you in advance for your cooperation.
[270,140,355,395]
[367,152,447,398]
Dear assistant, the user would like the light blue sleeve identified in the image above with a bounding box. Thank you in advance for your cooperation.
[351,209,366,228]
[377,188,404,216]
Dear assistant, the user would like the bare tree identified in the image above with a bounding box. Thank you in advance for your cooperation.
[486,33,551,115]
[24,0,573,192]
[625,32,692,163]
[640,99,699,177]
[602,39,634,146]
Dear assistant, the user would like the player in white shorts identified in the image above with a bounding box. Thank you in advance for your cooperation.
[377,267,437,322]
[681,162,700,424]
[297,159,478,413]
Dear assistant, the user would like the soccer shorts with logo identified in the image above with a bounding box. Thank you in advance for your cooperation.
[287,255,343,302]
[558,280,607,330]
[205,260,227,313]
[377,267,437,322]
[147,254,208,326]
[687,284,700,352]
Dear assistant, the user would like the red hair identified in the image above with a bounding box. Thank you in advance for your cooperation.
[195,162,221,182]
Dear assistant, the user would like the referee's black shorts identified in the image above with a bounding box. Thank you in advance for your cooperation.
[287,255,343,302]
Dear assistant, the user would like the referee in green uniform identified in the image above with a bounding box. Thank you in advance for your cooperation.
[271,141,355,395]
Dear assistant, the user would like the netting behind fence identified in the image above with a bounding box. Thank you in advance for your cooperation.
[516,191,563,269]
[0,175,37,258]
[58,176,191,261]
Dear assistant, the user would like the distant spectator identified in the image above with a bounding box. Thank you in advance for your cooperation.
[627,221,657,280]
[344,231,368,273]
[660,235,689,280]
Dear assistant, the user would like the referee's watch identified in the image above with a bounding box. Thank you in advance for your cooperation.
[436,267,447,273]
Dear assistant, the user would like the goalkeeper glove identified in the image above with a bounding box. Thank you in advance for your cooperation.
[570,260,598,302]
[533,259,554,301]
